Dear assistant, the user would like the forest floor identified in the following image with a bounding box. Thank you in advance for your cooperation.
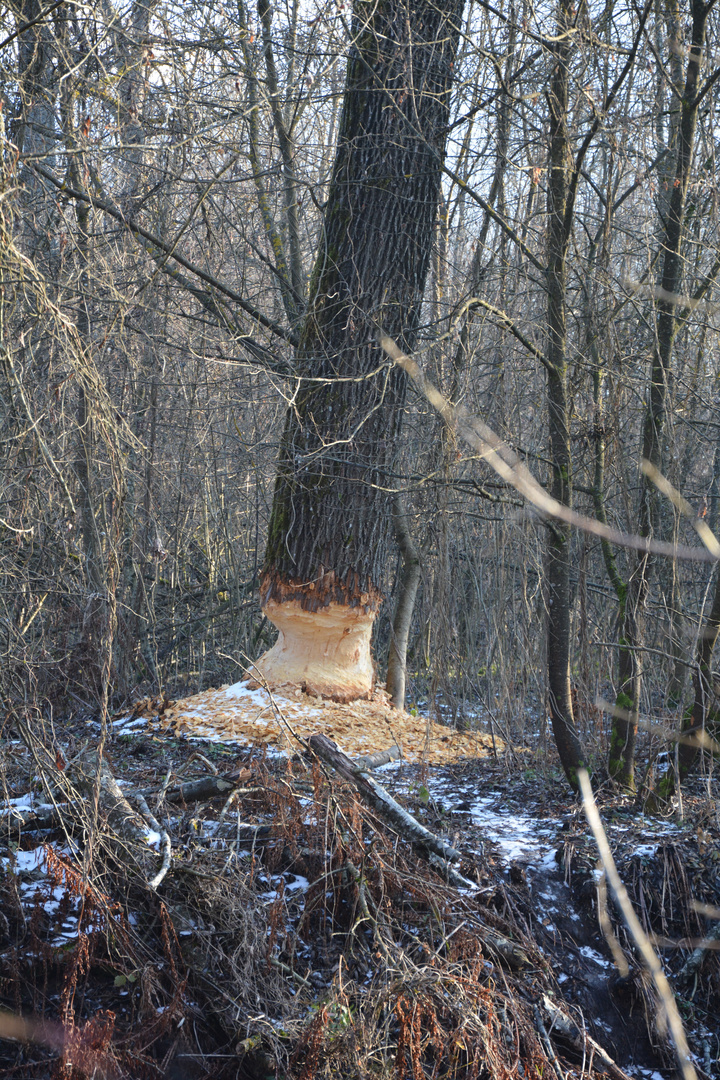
[1,689,719,1079]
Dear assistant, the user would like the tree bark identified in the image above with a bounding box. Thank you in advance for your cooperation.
[661,563,720,793]
[610,0,709,789]
[544,0,586,790]
[256,0,463,701]
[386,494,421,709]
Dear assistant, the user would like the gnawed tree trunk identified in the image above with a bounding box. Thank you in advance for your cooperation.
[255,0,463,702]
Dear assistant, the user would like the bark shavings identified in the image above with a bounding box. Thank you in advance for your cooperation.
[259,567,384,613]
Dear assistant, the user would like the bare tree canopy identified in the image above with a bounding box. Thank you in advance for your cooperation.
[2,0,720,799]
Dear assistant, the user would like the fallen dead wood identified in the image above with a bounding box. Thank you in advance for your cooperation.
[4,747,398,831]
[139,748,396,805]
[69,751,151,844]
[350,746,401,770]
[131,791,172,889]
[541,994,635,1080]
[2,776,245,830]
[676,920,720,984]
[2,802,61,831]
[68,751,174,889]
[308,733,476,888]
[139,774,239,804]
[479,925,532,970]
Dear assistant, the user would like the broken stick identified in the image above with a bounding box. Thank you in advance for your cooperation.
[307,733,475,888]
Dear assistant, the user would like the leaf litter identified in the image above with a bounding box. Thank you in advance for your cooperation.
[1,693,719,1079]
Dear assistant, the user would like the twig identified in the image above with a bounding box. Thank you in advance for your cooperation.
[155,768,173,811]
[268,957,312,988]
[344,858,395,958]
[533,1004,566,1079]
[578,770,697,1080]
[676,919,720,985]
[132,792,172,889]
[185,751,219,776]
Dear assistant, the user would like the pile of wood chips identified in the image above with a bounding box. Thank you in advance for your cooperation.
[148,681,501,764]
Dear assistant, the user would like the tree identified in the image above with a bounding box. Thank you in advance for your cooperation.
[608,0,717,788]
[254,0,464,702]
[543,0,586,787]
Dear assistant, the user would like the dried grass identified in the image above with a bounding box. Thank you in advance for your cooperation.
[6,715,710,1079]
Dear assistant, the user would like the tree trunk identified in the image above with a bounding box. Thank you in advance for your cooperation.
[255,0,463,701]
[386,495,421,709]
[675,566,720,782]
[609,0,708,789]
[544,0,586,790]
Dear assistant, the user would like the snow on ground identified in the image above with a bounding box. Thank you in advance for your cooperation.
[1,846,94,949]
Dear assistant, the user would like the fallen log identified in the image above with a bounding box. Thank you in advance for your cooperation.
[69,751,150,845]
[2,803,61,831]
[307,733,475,887]
[676,921,720,984]
[351,746,401,770]
[68,751,172,889]
[144,775,238,804]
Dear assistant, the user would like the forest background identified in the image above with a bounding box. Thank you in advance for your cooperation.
[3,0,720,795]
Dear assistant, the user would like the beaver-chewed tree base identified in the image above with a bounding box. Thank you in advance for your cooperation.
[250,599,377,703]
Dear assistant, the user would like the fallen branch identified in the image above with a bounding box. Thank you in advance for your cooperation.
[70,751,149,844]
[2,803,61,831]
[479,926,532,970]
[307,733,476,888]
[3,768,260,828]
[351,746,401,770]
[131,792,172,889]
[142,774,238,804]
[135,765,255,804]
[578,771,697,1080]
[676,920,720,984]
[541,993,634,1080]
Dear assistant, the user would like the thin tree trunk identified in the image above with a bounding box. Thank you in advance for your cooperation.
[386,495,421,709]
[610,0,709,788]
[544,0,586,790]
[674,568,720,782]
[665,409,720,790]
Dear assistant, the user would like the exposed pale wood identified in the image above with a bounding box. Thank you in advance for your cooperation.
[161,683,499,765]
[254,599,376,701]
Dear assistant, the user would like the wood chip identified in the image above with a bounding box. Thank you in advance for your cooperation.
[150,683,501,764]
